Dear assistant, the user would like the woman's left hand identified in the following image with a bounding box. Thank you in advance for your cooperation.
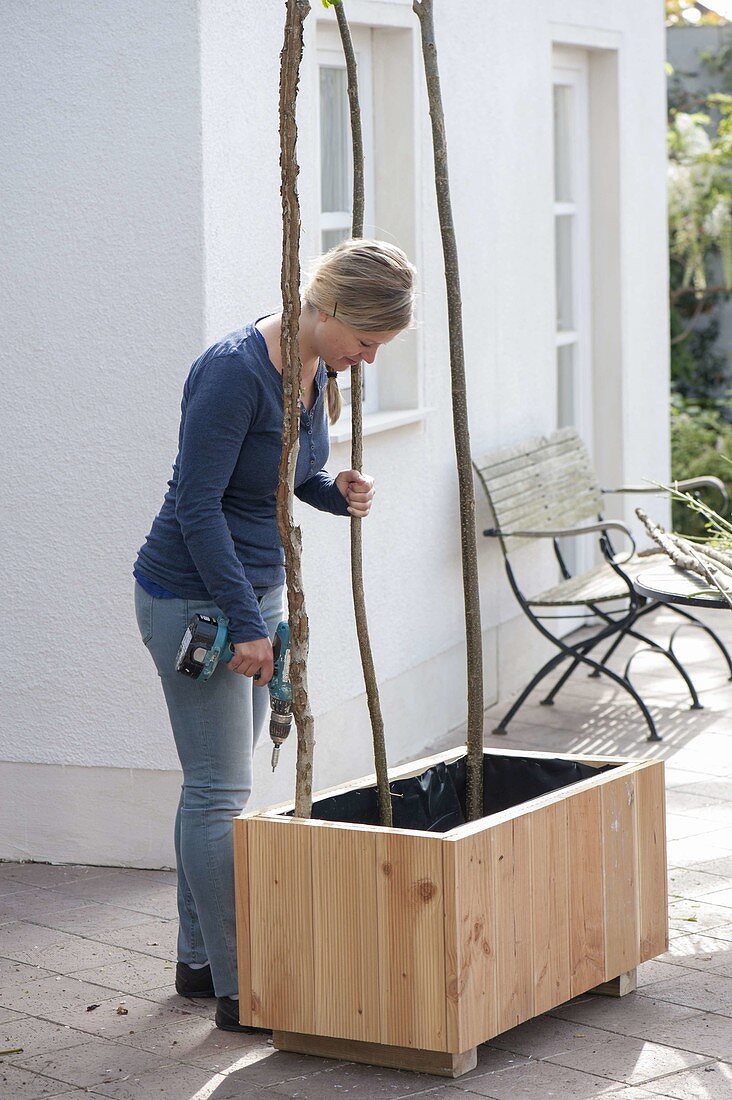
[336,470,375,518]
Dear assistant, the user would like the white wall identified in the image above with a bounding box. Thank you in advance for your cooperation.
[0,0,671,867]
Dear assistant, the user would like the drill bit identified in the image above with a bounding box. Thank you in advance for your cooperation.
[271,743,281,772]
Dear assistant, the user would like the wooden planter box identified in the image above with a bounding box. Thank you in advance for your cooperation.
[233,747,667,1078]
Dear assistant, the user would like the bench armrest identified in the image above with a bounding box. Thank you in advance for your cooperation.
[603,477,728,510]
[483,520,636,562]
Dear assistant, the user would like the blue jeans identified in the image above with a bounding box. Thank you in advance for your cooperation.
[134,581,285,998]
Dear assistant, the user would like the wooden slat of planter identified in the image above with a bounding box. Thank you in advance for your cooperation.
[233,818,253,1026]
[443,830,497,1052]
[376,832,446,1051]
[452,761,635,843]
[636,762,668,959]
[248,818,314,1033]
[493,816,534,1033]
[530,799,570,1014]
[602,774,639,980]
[311,822,379,1043]
[568,787,605,995]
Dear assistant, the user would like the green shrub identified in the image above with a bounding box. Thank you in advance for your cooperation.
[671,395,732,535]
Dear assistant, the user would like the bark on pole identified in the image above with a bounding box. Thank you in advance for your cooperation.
[414,0,484,820]
[277,0,314,819]
[334,0,393,827]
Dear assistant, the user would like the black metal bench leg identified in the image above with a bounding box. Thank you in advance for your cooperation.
[540,633,607,705]
[588,602,703,710]
[560,646,662,741]
[667,605,732,680]
[622,641,702,710]
[492,650,568,734]
[587,623,630,678]
[519,608,662,741]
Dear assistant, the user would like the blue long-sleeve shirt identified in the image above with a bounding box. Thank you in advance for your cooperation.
[134,323,349,643]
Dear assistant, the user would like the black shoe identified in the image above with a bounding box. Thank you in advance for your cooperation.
[215,995,271,1034]
[175,961,215,998]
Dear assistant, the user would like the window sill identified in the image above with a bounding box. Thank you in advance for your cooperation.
[329,406,433,445]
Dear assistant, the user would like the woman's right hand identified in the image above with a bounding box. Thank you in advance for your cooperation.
[229,638,274,684]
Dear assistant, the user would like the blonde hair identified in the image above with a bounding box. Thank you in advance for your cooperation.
[303,239,416,424]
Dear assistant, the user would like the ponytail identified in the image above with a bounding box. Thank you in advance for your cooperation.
[326,373,343,426]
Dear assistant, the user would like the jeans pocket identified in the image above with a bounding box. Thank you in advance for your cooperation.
[134,584,154,647]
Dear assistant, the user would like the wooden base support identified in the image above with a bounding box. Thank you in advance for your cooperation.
[272,1031,478,1078]
[590,969,637,998]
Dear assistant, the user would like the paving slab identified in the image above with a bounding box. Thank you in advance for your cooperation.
[0,973,121,1020]
[116,1010,270,1070]
[211,1047,347,1086]
[140,983,216,1018]
[664,767,720,789]
[82,1059,227,1099]
[12,1035,174,1090]
[666,865,729,898]
[667,897,732,934]
[1,1014,101,1061]
[0,1062,82,1098]
[448,1059,634,1097]
[635,961,691,989]
[664,836,730,871]
[641,969,732,1015]
[0,957,55,984]
[621,1009,732,1063]
[263,1062,452,1099]
[27,903,163,938]
[67,953,177,994]
[83,917,177,960]
[549,993,702,1039]
[484,1015,620,1060]
[0,864,113,890]
[641,1060,732,1098]
[657,931,732,971]
[49,991,208,1042]
[665,813,724,841]
[543,1034,711,1085]
[2,933,140,974]
[697,885,732,909]
[0,889,98,925]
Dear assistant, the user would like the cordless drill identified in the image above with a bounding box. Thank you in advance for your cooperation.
[175,617,293,771]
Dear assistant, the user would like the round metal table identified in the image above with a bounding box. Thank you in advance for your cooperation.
[634,564,731,610]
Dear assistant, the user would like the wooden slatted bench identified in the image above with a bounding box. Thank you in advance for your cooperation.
[472,427,731,741]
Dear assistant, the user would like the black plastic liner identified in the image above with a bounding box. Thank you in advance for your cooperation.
[294,753,613,833]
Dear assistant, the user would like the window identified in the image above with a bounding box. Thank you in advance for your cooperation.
[552,49,592,446]
[552,48,593,576]
[313,14,422,441]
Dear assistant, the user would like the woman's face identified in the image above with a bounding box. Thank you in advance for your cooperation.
[316,313,399,371]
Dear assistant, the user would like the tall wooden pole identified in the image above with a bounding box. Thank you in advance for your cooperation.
[414,0,484,820]
[277,0,314,819]
[333,0,393,827]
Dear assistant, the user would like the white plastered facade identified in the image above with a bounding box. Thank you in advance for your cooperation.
[0,0,670,866]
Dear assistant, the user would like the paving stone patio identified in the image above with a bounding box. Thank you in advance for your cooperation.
[1,604,731,1098]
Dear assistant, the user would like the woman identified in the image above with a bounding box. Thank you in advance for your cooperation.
[133,239,416,1032]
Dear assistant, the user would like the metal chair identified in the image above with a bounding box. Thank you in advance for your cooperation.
[473,428,731,742]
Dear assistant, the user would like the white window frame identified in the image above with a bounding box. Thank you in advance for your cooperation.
[553,47,594,579]
[552,48,593,453]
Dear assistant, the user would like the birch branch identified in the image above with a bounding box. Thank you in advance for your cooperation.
[333,0,393,827]
[277,0,314,820]
[415,0,484,821]
[636,508,732,609]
